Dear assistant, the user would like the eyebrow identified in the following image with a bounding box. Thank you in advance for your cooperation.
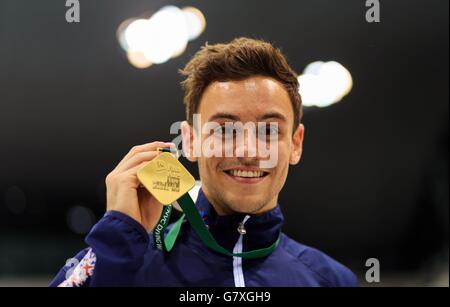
[207,113,240,122]
[258,112,288,122]
[207,111,288,123]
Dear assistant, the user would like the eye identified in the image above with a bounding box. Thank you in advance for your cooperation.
[258,123,279,139]
[267,125,278,136]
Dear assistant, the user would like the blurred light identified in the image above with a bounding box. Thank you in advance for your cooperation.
[4,185,26,214]
[182,6,206,41]
[116,18,136,52]
[66,205,96,235]
[127,50,152,69]
[298,61,353,107]
[124,18,153,52]
[117,5,206,67]
[143,5,189,64]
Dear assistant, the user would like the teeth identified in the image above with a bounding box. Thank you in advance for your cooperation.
[229,170,265,178]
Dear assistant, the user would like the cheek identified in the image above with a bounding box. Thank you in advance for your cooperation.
[197,159,207,180]
[273,147,290,175]
[198,157,219,177]
[276,140,290,162]
[271,150,290,189]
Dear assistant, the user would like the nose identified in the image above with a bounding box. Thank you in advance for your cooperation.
[235,126,258,159]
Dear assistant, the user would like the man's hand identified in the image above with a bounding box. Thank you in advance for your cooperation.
[105,141,175,232]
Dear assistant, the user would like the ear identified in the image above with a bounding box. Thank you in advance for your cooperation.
[181,121,198,162]
[289,124,304,165]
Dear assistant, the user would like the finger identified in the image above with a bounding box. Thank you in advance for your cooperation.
[126,160,154,178]
[116,151,160,173]
[116,141,175,169]
[116,160,152,189]
[117,141,166,167]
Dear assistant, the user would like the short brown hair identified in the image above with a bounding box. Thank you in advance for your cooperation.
[180,37,302,129]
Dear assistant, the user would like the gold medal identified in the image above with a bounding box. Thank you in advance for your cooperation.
[137,152,195,205]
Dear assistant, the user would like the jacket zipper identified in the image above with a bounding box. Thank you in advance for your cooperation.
[232,215,250,287]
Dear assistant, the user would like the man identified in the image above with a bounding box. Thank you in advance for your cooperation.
[50,37,358,287]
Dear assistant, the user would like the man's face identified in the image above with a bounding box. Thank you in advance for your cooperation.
[183,76,304,215]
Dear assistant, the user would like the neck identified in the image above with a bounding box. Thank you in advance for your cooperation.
[193,188,285,253]
[207,192,278,217]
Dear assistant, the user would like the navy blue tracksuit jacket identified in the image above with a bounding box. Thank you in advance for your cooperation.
[50,188,358,287]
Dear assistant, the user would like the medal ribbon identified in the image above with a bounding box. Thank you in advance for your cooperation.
[150,148,280,259]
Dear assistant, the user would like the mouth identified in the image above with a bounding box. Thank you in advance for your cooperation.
[223,168,269,184]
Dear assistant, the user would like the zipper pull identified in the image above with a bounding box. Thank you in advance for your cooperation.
[237,215,250,235]
[237,222,247,235]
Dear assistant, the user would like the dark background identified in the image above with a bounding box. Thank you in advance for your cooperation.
[0,0,448,286]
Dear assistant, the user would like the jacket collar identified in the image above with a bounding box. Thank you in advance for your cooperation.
[190,188,284,253]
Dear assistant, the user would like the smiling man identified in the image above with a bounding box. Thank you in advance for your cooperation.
[50,37,358,287]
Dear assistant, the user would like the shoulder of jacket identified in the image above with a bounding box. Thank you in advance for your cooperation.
[279,234,358,287]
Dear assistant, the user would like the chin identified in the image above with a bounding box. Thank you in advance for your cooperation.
[225,194,267,214]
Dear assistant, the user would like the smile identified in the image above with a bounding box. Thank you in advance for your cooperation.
[225,169,267,178]
[223,168,269,184]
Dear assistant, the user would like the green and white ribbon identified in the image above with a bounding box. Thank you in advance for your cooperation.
[153,191,280,259]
